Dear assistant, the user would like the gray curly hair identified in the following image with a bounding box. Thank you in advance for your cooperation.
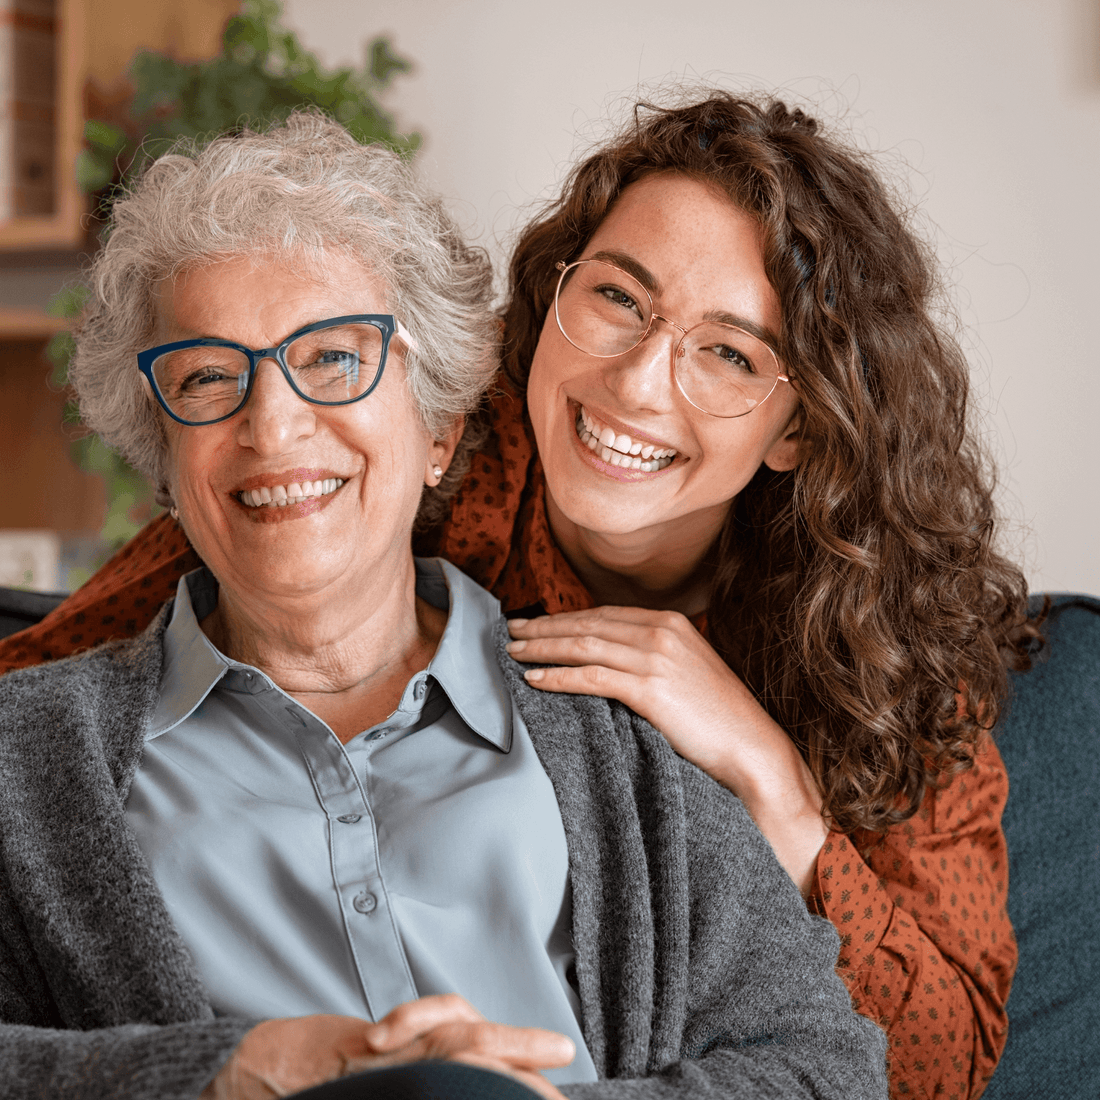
[69,110,496,527]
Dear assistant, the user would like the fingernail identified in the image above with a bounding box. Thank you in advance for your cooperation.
[508,618,529,629]
[554,1036,575,1060]
[506,639,526,652]
[524,668,544,682]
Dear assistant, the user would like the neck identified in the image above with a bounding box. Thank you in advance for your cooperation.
[200,555,447,740]
[544,493,725,616]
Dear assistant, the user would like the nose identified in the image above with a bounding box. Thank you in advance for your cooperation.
[603,316,681,411]
[234,357,317,455]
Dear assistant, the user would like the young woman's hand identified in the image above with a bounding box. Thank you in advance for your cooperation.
[201,994,572,1100]
[507,607,830,896]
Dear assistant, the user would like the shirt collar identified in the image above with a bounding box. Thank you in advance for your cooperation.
[414,557,512,752]
[149,568,231,739]
[150,558,512,752]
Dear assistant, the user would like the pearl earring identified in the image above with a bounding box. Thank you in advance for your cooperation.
[432,465,443,481]
[170,506,180,522]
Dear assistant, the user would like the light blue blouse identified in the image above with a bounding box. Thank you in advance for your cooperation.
[124,559,597,1085]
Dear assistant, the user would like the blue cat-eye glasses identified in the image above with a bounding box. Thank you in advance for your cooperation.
[138,313,418,427]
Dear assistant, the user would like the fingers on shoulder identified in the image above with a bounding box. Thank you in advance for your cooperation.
[526,661,630,697]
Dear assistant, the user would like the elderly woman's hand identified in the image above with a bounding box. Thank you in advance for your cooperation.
[201,994,573,1100]
[506,606,830,897]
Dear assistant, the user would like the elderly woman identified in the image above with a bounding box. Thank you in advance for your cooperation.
[0,114,887,1100]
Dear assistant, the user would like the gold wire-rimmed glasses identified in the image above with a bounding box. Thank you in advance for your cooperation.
[553,259,789,418]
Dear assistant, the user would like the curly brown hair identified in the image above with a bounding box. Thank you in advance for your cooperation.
[499,90,1041,834]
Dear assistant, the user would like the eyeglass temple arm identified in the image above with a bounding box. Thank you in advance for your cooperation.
[395,319,419,354]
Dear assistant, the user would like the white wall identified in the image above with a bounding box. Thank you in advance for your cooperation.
[284,0,1100,596]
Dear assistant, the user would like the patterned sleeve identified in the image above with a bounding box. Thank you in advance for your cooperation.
[810,735,1015,1100]
[0,515,198,674]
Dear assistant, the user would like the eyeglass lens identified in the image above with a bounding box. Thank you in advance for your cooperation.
[150,322,386,425]
[555,260,782,417]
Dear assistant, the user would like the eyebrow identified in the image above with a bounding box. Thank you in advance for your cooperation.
[586,249,782,351]
[589,249,661,295]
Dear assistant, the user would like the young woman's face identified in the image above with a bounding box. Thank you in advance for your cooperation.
[526,172,803,550]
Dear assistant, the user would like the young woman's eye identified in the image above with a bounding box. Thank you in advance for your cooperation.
[707,343,755,372]
[596,284,643,316]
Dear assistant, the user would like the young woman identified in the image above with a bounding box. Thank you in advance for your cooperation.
[0,91,1036,1099]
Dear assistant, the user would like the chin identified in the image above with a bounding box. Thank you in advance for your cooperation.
[552,490,660,538]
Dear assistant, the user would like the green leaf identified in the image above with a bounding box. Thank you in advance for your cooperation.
[83,119,127,153]
[75,148,117,194]
[368,37,412,86]
[46,285,89,319]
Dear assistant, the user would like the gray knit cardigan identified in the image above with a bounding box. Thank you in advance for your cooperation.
[0,607,887,1099]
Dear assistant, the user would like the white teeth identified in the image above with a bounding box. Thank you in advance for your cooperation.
[239,478,345,508]
[574,406,677,472]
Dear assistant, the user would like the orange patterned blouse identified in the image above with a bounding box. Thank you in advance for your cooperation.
[0,387,1015,1100]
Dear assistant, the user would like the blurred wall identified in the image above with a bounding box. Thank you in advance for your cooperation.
[283,0,1100,597]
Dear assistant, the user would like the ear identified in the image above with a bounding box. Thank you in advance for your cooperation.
[425,415,465,486]
[762,408,807,473]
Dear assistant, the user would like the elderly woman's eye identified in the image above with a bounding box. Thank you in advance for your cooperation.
[293,347,362,394]
[180,367,236,390]
[299,348,361,378]
[312,349,359,368]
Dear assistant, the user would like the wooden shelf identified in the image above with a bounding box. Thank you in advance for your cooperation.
[0,0,87,249]
[0,306,70,337]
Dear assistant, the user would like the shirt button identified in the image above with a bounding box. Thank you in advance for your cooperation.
[337,814,361,824]
[353,891,378,914]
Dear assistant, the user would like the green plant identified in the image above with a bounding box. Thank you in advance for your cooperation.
[52,0,418,570]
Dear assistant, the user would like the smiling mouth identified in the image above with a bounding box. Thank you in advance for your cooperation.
[237,477,345,509]
[574,406,678,472]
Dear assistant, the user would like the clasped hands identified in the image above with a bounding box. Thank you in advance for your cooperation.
[202,994,573,1100]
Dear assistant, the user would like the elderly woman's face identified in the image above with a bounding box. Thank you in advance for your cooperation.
[156,254,455,604]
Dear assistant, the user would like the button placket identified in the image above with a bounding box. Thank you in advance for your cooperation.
[290,713,417,1014]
